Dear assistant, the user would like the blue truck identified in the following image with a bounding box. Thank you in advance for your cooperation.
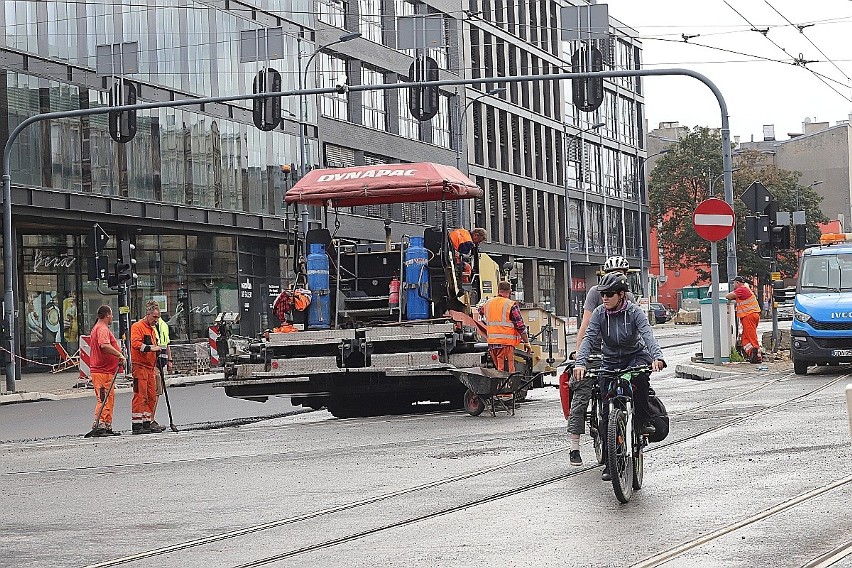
[791,232,852,375]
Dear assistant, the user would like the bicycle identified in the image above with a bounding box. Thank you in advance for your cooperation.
[599,365,653,504]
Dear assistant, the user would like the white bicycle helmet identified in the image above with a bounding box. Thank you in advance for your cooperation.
[603,255,630,273]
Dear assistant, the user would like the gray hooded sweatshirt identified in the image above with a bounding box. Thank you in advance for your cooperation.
[575,300,664,371]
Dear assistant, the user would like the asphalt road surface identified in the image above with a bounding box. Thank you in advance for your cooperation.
[2,323,851,568]
[0,383,302,442]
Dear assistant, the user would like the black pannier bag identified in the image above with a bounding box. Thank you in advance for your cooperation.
[646,387,669,443]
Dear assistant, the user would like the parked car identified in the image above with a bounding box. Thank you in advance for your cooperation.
[650,303,673,324]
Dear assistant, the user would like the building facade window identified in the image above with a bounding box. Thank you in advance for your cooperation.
[319,0,347,28]
[361,66,387,131]
[397,79,419,140]
[432,95,452,148]
[394,0,416,55]
[319,53,349,121]
[359,0,383,43]
[537,263,556,312]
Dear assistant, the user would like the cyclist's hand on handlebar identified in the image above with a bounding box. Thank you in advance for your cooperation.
[651,359,666,372]
[573,366,585,381]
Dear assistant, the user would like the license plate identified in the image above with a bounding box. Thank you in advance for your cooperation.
[832,349,852,357]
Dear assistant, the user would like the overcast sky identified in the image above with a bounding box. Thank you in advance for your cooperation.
[602,0,852,142]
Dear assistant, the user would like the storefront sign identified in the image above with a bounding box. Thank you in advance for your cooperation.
[32,250,76,272]
[571,278,587,292]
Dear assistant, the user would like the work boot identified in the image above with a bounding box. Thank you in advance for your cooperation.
[149,421,167,433]
[132,423,152,435]
[103,424,121,436]
[569,450,583,466]
[601,467,612,481]
[90,427,110,438]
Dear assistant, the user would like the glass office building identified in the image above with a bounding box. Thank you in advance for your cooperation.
[1,0,646,370]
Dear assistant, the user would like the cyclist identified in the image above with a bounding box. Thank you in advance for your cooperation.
[573,272,666,481]
[565,256,634,467]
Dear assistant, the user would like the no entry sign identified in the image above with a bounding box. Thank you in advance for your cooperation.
[693,198,735,241]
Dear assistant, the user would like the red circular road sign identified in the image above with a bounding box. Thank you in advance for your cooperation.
[692,198,735,241]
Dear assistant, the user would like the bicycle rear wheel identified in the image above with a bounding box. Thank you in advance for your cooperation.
[589,398,604,465]
[632,432,644,490]
[607,408,633,503]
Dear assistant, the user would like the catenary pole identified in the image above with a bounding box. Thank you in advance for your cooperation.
[3,68,737,391]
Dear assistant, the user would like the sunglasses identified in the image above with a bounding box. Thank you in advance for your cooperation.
[601,291,621,298]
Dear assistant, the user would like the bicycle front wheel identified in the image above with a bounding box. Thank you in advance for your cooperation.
[607,408,634,503]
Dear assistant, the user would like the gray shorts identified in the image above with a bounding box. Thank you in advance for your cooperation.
[567,374,597,435]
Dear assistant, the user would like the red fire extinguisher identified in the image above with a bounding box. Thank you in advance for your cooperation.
[389,276,400,308]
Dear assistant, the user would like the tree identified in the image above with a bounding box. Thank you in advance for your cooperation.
[648,127,828,284]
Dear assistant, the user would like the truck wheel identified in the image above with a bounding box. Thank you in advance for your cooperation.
[793,357,809,375]
[463,389,486,416]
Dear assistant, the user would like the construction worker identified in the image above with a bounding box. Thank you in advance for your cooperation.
[478,281,533,372]
[726,275,763,363]
[152,313,173,432]
[130,300,163,434]
[88,305,125,437]
[449,227,487,283]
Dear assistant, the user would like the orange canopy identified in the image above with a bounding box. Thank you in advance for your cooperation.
[284,162,483,207]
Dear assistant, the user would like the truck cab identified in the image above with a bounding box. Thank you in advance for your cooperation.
[790,233,852,374]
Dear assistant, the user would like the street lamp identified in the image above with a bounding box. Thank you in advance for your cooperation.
[296,31,361,237]
[455,87,505,227]
[709,167,740,194]
[799,180,823,210]
[564,121,604,326]
[455,87,506,172]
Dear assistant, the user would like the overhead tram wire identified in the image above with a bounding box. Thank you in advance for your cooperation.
[643,35,852,99]
[762,0,852,83]
[723,0,852,102]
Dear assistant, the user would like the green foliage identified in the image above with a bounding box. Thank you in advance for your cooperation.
[729,347,744,363]
[648,127,829,285]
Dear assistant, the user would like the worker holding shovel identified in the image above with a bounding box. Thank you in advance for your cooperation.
[85,305,125,437]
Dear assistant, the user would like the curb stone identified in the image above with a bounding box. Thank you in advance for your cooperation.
[675,363,742,381]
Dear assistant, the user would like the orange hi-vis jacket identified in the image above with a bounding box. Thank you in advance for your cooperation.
[449,228,473,252]
[735,289,761,319]
[130,318,159,369]
[482,296,521,347]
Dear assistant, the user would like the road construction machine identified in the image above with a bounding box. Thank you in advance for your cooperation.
[217,162,557,417]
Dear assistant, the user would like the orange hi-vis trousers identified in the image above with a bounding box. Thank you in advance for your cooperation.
[739,312,761,357]
[131,366,157,425]
[91,372,116,428]
[489,345,516,372]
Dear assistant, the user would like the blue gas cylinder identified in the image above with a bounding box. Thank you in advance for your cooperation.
[404,236,430,320]
[307,243,330,329]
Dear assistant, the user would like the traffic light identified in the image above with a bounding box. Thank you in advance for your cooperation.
[770,225,790,249]
[115,239,137,286]
[795,224,808,249]
[87,224,110,281]
[252,69,282,132]
[108,79,138,143]
[772,280,788,303]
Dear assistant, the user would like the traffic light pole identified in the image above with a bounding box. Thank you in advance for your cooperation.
[3,67,737,391]
[118,281,132,375]
[770,255,779,354]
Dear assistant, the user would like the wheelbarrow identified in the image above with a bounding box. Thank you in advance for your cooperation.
[451,367,539,417]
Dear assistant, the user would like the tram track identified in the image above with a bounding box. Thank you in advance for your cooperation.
[631,474,852,568]
[1,368,792,478]
[78,371,851,568]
